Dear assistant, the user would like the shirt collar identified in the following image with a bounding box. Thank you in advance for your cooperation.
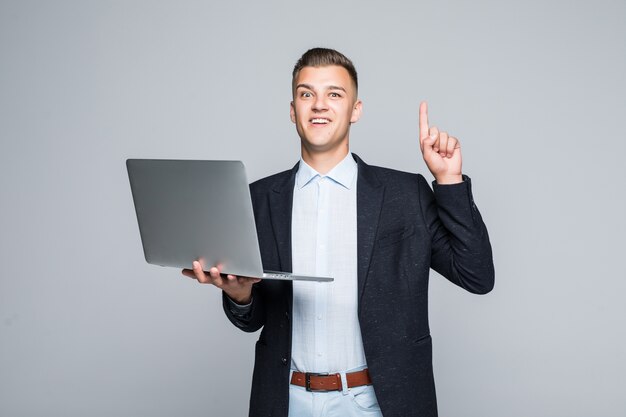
[296,153,358,190]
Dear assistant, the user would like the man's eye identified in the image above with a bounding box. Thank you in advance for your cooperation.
[301,92,312,98]
[329,92,341,98]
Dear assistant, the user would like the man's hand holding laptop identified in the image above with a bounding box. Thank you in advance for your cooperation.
[181,261,261,304]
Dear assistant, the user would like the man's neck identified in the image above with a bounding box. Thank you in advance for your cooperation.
[301,145,350,175]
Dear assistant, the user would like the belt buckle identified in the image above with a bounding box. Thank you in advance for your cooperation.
[305,372,329,392]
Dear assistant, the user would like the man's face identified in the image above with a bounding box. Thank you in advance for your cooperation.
[290,65,362,155]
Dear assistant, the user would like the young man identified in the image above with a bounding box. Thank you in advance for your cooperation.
[183,48,494,417]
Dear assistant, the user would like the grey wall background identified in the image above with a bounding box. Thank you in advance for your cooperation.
[1,0,624,416]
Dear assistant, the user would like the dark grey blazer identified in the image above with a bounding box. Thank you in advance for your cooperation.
[223,154,494,417]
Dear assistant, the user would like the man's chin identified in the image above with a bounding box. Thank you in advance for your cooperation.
[300,140,349,156]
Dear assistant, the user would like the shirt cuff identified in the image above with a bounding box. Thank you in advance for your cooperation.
[226,295,253,317]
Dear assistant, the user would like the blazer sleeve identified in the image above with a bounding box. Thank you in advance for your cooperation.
[222,284,267,332]
[418,174,495,294]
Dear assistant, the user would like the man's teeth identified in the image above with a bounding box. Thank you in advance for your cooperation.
[311,118,329,124]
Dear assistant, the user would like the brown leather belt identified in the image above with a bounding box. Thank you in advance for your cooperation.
[290,369,372,392]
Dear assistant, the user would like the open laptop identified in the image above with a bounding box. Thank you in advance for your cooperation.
[126,159,333,282]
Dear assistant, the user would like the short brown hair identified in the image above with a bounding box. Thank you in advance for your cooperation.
[292,48,358,92]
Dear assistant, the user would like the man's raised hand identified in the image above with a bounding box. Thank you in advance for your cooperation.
[418,101,463,184]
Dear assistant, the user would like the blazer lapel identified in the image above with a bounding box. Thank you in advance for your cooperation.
[268,162,298,311]
[354,154,384,315]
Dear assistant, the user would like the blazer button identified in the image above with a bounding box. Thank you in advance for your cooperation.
[281,357,288,365]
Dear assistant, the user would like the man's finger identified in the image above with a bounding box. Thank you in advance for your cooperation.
[192,261,209,283]
[438,131,449,157]
[236,276,262,285]
[182,268,197,278]
[209,267,224,286]
[446,136,460,158]
[429,126,440,153]
[419,101,429,141]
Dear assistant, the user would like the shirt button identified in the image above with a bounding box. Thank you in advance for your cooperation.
[281,357,288,365]
[317,315,322,320]
[317,353,322,357]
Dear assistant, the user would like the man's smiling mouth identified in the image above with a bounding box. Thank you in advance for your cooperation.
[310,118,331,125]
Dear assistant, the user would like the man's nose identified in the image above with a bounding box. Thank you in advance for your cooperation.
[312,95,328,111]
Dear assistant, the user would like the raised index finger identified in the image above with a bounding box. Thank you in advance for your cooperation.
[419,101,429,141]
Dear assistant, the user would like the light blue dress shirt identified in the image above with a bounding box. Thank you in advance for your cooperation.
[290,153,367,374]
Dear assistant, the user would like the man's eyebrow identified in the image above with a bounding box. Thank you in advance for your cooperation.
[295,83,314,90]
[327,85,347,93]
[295,84,347,93]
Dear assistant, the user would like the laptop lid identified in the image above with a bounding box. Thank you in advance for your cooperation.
[126,159,332,282]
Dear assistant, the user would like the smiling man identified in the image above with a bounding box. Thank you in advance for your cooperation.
[183,48,495,417]
[290,63,362,173]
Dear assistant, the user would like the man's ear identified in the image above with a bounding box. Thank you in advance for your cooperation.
[350,99,363,123]
[290,101,296,123]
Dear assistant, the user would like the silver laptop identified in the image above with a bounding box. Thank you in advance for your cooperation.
[126,159,333,282]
